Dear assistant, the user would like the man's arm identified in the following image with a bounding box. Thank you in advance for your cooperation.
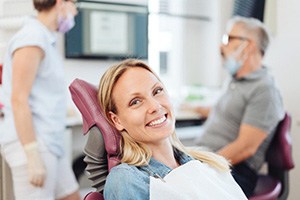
[217,124,267,165]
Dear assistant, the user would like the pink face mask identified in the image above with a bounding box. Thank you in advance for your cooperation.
[57,12,75,33]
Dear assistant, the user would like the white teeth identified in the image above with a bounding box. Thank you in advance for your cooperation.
[148,116,166,126]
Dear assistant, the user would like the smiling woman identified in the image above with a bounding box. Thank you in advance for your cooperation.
[97,59,247,200]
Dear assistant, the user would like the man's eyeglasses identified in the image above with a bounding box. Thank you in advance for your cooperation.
[222,34,249,45]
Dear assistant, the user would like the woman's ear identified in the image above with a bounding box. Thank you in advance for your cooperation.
[109,111,124,131]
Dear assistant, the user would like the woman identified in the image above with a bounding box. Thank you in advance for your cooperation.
[0,0,80,199]
[98,59,247,200]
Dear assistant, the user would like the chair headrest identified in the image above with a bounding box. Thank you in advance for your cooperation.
[69,78,121,157]
[267,113,294,170]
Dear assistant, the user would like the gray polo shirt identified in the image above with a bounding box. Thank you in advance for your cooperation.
[196,67,284,171]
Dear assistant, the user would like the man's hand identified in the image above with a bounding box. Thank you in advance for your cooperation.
[180,103,211,118]
[23,142,46,187]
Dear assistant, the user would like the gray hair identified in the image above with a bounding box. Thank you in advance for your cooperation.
[226,16,271,56]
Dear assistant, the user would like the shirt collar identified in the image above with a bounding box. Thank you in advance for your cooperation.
[139,149,193,178]
[234,67,267,81]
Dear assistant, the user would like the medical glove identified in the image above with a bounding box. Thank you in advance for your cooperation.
[23,141,46,187]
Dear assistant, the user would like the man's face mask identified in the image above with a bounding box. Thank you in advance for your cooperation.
[224,42,248,76]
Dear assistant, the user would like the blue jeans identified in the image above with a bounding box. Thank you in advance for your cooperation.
[232,162,258,197]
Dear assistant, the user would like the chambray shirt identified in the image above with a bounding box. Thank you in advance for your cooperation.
[103,150,192,200]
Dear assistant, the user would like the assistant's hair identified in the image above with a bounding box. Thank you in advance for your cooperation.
[98,59,230,171]
[33,0,56,11]
[227,16,271,56]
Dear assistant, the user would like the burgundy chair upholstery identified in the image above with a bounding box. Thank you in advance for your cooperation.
[84,191,104,200]
[69,79,121,200]
[249,113,294,200]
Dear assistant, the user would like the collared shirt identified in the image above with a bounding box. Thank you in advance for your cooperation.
[0,17,66,156]
[103,149,193,200]
[197,67,284,171]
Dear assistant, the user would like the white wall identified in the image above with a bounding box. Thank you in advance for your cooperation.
[0,0,35,62]
[264,0,300,199]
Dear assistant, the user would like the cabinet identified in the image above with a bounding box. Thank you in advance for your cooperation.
[0,152,14,200]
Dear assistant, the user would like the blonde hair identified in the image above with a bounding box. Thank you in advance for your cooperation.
[98,59,230,171]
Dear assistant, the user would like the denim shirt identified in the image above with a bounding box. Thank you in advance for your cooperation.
[103,150,193,200]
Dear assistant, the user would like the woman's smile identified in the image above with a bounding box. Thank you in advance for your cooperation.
[147,114,167,127]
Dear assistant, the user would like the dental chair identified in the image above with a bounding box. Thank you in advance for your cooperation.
[249,113,294,200]
[69,78,121,200]
[69,79,295,200]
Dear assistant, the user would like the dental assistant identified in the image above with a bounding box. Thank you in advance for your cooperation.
[0,0,80,199]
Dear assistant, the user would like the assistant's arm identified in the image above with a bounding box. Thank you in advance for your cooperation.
[11,46,44,145]
[11,46,46,187]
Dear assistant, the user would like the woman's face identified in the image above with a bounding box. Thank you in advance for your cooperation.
[109,67,175,145]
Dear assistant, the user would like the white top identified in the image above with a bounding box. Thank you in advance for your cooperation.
[0,17,66,157]
[150,160,247,200]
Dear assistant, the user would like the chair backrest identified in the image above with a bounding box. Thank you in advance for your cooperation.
[266,112,294,199]
[266,112,294,172]
[69,78,121,168]
[250,113,294,200]
[69,79,122,197]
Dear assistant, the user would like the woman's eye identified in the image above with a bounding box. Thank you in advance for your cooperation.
[154,87,163,95]
[129,99,141,106]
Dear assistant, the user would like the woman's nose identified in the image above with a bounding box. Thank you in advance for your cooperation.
[147,98,162,114]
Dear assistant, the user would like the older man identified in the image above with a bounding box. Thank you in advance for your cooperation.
[194,16,284,197]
